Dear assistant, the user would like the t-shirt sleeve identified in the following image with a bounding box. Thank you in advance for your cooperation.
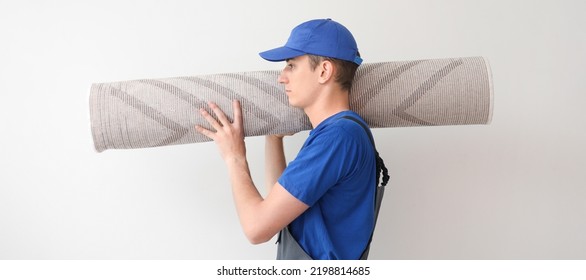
[278,127,359,206]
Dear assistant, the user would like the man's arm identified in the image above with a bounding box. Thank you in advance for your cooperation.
[265,135,287,193]
[196,101,308,244]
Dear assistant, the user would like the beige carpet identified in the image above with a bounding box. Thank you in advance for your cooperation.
[89,56,493,152]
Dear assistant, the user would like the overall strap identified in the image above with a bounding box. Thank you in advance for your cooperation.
[341,116,390,260]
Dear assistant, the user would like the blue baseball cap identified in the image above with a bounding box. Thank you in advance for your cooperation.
[259,18,363,65]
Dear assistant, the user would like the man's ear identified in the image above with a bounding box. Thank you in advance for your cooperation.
[318,60,335,84]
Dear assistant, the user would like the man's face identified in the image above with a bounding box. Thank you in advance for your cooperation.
[278,55,321,108]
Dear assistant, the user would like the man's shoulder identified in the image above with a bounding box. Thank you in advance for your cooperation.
[331,112,369,137]
[308,111,368,143]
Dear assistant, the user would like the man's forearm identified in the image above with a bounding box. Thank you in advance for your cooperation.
[265,136,286,193]
[225,156,267,243]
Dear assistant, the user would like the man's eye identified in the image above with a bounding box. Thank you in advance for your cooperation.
[287,64,294,69]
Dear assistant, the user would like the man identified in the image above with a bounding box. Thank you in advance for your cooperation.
[196,18,377,259]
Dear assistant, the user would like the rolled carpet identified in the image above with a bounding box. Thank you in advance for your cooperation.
[89,56,493,153]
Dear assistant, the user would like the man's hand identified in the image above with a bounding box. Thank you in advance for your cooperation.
[196,100,245,163]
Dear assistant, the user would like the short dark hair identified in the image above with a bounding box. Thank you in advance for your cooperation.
[307,54,360,93]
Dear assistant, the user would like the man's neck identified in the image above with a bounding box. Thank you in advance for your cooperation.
[304,89,350,128]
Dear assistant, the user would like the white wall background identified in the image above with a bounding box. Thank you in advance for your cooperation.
[0,0,584,259]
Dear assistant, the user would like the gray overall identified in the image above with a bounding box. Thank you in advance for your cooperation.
[276,116,389,260]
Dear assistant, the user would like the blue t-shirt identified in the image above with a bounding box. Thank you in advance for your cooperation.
[278,110,376,260]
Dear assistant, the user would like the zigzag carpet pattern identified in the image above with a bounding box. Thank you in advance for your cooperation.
[89,56,493,152]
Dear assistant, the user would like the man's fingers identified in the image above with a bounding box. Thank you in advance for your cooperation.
[196,101,242,139]
[232,100,243,127]
[195,125,216,140]
[199,107,223,131]
[209,102,231,126]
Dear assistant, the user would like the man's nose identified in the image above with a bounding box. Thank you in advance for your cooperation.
[278,70,287,84]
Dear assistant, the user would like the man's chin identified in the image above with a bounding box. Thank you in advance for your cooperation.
[286,99,299,108]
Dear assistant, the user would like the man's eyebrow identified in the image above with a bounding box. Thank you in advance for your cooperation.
[286,58,296,63]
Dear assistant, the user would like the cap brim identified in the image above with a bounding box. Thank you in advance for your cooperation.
[259,46,306,62]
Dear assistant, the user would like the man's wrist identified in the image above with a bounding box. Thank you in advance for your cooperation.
[266,135,284,140]
[225,155,248,168]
